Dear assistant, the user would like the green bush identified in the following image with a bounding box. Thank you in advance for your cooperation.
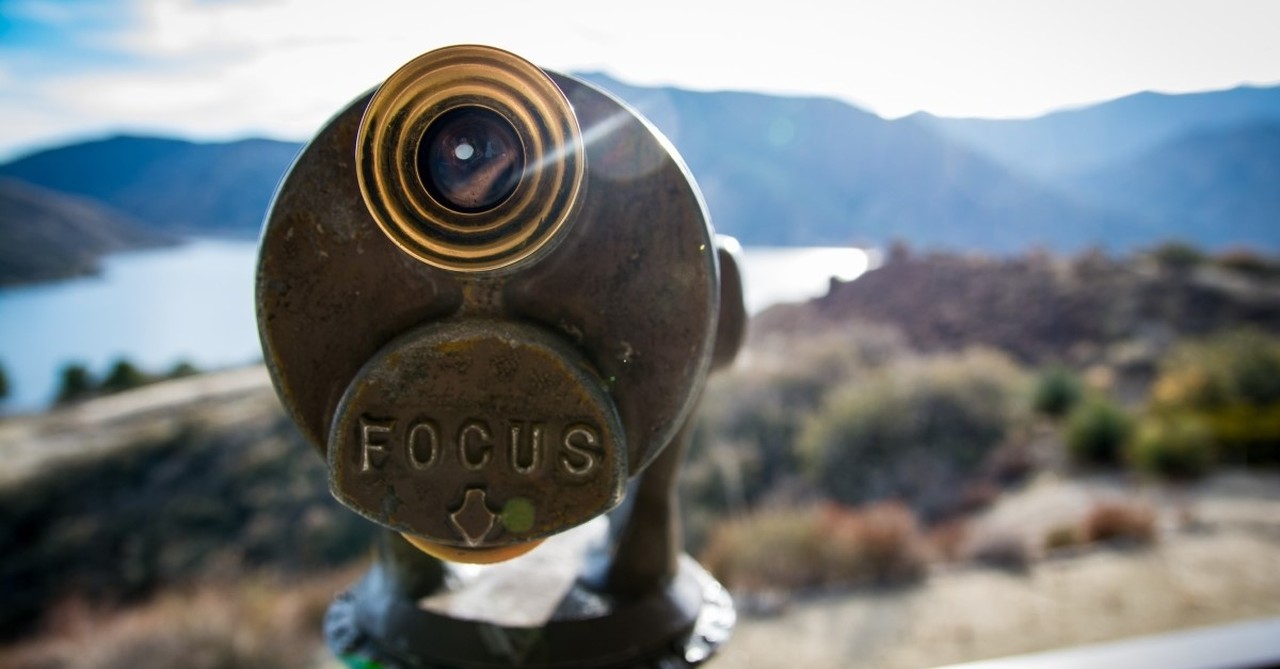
[1127,415,1214,479]
[1150,329,1280,465]
[1148,240,1205,271]
[1032,366,1083,418]
[52,358,198,406]
[56,363,96,404]
[1153,329,1280,410]
[167,360,201,379]
[797,348,1027,519]
[1065,398,1134,467]
[1214,248,1280,278]
[0,360,9,402]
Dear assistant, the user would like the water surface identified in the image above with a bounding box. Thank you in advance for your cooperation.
[0,240,260,411]
[0,241,874,411]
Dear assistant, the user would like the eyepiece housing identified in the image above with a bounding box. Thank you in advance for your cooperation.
[356,45,585,273]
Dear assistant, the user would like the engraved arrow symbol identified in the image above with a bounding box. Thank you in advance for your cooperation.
[449,488,497,547]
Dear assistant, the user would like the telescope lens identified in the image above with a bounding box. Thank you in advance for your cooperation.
[417,107,523,213]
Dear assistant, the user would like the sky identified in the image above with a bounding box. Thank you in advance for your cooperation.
[1,0,1279,161]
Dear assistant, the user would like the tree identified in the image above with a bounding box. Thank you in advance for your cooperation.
[56,363,95,404]
[0,361,9,403]
[99,358,150,394]
[167,360,200,379]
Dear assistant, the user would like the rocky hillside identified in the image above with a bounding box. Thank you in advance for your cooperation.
[0,179,175,286]
[754,248,1280,367]
[0,367,373,640]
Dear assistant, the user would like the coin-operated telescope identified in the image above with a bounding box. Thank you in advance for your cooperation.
[257,45,745,668]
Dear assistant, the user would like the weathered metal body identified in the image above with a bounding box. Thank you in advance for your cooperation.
[256,45,743,667]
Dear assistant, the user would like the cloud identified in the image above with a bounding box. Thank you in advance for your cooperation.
[2,0,1279,159]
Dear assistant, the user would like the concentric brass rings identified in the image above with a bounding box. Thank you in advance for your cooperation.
[356,45,586,273]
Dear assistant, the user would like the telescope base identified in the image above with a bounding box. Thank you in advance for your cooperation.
[325,554,733,669]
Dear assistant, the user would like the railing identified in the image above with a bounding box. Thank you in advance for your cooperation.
[935,616,1280,669]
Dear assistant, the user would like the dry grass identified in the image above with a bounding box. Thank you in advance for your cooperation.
[1044,523,1084,551]
[0,566,363,669]
[963,528,1033,573]
[926,519,971,565]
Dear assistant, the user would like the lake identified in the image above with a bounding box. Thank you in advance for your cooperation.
[0,240,876,411]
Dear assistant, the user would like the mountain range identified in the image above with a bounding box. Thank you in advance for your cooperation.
[1,78,1277,284]
[915,85,1280,178]
[1067,122,1280,245]
[0,136,300,237]
[577,73,1132,250]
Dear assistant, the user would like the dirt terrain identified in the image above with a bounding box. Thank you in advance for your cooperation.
[0,365,273,487]
[0,366,375,641]
[720,471,1280,668]
[3,368,1279,667]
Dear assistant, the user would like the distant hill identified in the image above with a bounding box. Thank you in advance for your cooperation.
[0,135,302,236]
[0,178,175,286]
[1,96,1130,252]
[3,79,1278,253]
[1069,123,1280,247]
[578,73,1134,251]
[754,248,1280,368]
[917,85,1280,178]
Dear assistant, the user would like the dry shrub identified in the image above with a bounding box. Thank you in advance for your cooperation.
[689,325,910,515]
[799,348,1029,520]
[700,501,926,593]
[1214,248,1280,278]
[927,518,971,563]
[963,528,1032,573]
[831,502,929,585]
[956,481,1001,514]
[1041,501,1156,555]
[700,507,827,592]
[1044,523,1084,552]
[1081,500,1157,546]
[983,442,1037,487]
[0,568,360,669]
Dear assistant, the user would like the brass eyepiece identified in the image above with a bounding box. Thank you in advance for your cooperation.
[356,45,586,273]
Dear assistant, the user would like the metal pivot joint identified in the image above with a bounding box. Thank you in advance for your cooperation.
[256,44,745,667]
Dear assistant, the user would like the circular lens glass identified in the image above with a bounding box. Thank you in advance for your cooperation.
[417,107,524,213]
